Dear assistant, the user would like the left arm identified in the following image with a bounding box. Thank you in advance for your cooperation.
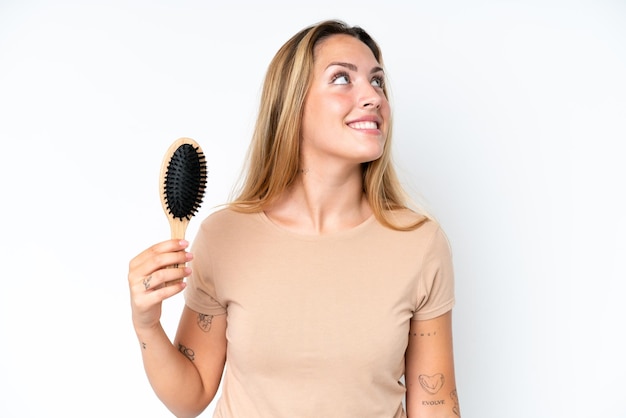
[405,310,460,417]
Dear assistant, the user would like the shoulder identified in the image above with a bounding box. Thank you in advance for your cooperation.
[386,208,427,226]
[198,207,271,238]
[196,207,255,234]
[378,209,452,253]
[192,208,266,253]
[384,209,444,235]
[201,206,258,224]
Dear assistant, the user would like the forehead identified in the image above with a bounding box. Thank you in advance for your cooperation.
[313,34,379,66]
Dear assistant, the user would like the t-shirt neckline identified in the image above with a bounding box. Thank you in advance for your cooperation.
[258,211,377,241]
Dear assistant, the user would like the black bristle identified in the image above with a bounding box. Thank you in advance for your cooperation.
[163,143,207,221]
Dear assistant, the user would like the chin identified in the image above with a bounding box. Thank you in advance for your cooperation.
[358,142,385,162]
[355,149,384,164]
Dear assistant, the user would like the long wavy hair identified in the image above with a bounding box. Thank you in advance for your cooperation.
[229,19,428,230]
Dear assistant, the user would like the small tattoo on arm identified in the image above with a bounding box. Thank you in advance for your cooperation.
[419,373,445,394]
[197,314,214,332]
[451,389,460,416]
[422,399,445,406]
[141,342,147,349]
[409,330,437,337]
[178,343,195,361]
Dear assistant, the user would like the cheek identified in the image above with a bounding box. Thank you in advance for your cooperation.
[306,97,349,128]
[322,95,352,121]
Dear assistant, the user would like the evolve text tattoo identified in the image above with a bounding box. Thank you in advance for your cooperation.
[422,399,445,406]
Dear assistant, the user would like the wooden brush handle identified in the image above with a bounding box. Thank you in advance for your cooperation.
[169,217,190,240]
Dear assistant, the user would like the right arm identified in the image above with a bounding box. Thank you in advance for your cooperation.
[128,239,227,418]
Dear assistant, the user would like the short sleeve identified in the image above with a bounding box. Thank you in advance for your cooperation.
[184,219,227,316]
[412,224,455,320]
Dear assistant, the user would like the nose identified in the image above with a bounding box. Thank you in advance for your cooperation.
[362,100,380,109]
[359,84,382,109]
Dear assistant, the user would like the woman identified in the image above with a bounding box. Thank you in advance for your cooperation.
[129,19,460,418]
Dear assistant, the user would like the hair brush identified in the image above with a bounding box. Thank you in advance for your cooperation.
[159,137,207,272]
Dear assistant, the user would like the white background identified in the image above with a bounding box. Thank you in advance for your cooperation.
[1,1,625,417]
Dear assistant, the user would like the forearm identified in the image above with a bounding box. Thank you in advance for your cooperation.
[406,367,459,417]
[135,323,211,418]
[406,386,460,418]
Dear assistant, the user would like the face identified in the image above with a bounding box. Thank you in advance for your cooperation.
[300,34,390,169]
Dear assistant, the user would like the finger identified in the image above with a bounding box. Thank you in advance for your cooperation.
[139,266,192,292]
[128,245,193,288]
[140,249,193,276]
[129,239,190,271]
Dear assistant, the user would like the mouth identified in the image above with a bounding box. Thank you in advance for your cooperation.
[347,120,379,130]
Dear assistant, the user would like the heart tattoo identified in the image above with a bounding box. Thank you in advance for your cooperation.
[418,373,445,394]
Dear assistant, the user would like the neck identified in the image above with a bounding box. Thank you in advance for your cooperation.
[264,166,371,235]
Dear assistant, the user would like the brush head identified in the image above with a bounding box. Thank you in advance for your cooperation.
[160,138,207,222]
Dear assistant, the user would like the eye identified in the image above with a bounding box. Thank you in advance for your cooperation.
[331,72,350,85]
[371,75,385,88]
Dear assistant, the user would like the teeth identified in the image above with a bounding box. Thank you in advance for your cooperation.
[349,121,378,130]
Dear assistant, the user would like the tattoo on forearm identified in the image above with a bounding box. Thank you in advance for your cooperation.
[141,342,147,349]
[178,343,195,361]
[419,373,445,394]
[451,389,460,416]
[422,399,445,406]
[197,313,214,332]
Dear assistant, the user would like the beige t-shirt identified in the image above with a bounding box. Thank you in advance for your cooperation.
[185,208,455,418]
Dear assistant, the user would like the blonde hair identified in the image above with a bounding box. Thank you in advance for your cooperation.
[230,19,428,230]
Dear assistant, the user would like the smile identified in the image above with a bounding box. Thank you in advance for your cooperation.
[348,121,378,130]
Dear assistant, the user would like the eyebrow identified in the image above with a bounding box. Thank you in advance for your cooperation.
[326,61,384,74]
